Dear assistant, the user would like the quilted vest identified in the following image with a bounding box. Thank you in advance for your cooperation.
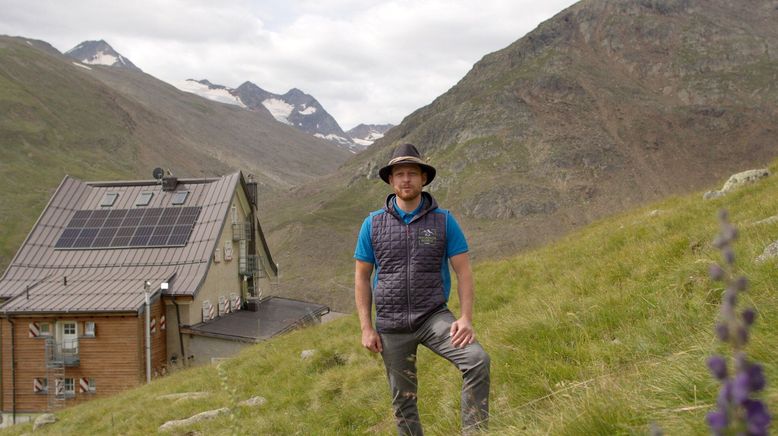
[371,192,447,333]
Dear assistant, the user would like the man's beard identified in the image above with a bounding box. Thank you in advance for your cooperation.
[395,187,421,202]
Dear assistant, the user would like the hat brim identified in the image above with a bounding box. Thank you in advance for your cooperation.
[379,158,436,186]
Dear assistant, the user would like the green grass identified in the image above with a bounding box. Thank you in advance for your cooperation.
[6,162,778,435]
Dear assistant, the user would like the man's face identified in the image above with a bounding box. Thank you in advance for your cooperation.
[388,163,427,202]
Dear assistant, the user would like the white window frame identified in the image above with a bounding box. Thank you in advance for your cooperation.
[63,378,75,397]
[39,322,51,337]
[87,377,96,394]
[58,321,79,353]
[83,321,96,338]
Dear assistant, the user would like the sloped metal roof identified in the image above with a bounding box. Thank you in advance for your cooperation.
[0,172,244,314]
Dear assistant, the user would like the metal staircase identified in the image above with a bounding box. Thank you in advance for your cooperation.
[44,337,66,411]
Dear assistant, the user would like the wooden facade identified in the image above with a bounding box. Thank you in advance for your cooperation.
[0,298,166,414]
[0,172,285,422]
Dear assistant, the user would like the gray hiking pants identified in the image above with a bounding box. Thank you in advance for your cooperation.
[379,309,490,436]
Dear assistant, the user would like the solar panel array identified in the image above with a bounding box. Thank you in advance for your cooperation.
[54,207,202,249]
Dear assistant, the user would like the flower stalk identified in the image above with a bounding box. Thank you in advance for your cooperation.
[706,210,771,435]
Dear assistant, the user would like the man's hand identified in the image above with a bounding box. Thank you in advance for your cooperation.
[361,327,383,353]
[450,317,475,348]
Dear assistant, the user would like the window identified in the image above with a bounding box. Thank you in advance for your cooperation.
[100,193,119,207]
[86,378,96,394]
[63,323,76,335]
[63,378,75,397]
[33,377,48,394]
[136,192,154,206]
[171,191,189,205]
[39,322,51,336]
[84,321,96,337]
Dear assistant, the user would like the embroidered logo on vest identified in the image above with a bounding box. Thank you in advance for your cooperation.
[419,228,437,245]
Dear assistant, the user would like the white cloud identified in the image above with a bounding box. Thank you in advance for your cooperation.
[0,0,578,129]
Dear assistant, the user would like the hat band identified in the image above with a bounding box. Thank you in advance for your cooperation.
[387,156,426,166]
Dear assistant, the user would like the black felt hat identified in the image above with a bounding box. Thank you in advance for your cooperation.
[378,143,436,186]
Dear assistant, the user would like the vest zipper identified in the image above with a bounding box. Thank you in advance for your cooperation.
[406,223,412,331]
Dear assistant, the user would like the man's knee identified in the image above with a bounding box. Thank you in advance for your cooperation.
[462,345,490,374]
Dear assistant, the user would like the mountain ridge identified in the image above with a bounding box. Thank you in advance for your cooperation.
[263,0,778,310]
[0,35,350,270]
[65,39,142,72]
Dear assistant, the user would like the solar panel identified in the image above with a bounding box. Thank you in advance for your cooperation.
[55,206,201,250]
[140,208,163,226]
[159,208,180,225]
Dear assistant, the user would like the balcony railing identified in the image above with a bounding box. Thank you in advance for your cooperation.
[45,337,80,367]
[240,254,264,277]
[232,222,251,241]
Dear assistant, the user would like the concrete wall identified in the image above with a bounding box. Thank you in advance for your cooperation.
[185,335,249,366]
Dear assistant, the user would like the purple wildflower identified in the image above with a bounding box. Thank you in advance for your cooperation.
[706,210,771,434]
[732,372,751,404]
[715,323,729,342]
[746,363,766,392]
[707,355,728,380]
[706,408,728,432]
[723,248,735,265]
[744,399,771,435]
[709,264,725,281]
[742,308,756,326]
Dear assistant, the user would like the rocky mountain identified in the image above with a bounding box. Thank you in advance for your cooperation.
[263,0,778,309]
[0,35,350,271]
[177,79,364,152]
[65,39,142,72]
[346,123,394,147]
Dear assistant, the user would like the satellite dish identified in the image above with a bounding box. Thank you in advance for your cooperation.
[152,167,165,180]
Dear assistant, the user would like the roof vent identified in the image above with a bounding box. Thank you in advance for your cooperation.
[162,176,178,191]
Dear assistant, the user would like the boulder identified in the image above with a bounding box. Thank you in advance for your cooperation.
[301,349,317,359]
[751,215,778,227]
[239,396,267,407]
[721,169,770,192]
[33,413,56,431]
[703,168,769,200]
[755,240,778,263]
[158,392,210,401]
[158,407,230,432]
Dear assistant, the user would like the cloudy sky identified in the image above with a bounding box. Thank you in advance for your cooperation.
[0,0,578,129]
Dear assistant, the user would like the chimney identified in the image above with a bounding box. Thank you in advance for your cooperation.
[162,175,178,191]
[246,174,258,208]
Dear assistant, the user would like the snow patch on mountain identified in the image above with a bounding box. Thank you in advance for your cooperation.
[175,79,246,107]
[299,105,317,115]
[72,62,93,70]
[82,50,118,66]
[263,99,295,124]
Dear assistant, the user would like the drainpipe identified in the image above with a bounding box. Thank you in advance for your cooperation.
[9,317,15,425]
[144,281,151,384]
[172,300,186,367]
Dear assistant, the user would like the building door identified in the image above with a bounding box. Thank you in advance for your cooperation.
[59,321,78,353]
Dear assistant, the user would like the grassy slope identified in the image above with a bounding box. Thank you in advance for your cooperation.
[5,164,778,434]
[0,38,139,267]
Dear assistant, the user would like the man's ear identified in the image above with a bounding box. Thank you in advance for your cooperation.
[421,172,428,185]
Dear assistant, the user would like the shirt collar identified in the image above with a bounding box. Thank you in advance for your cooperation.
[393,196,425,223]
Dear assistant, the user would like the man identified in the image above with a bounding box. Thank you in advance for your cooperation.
[354,143,490,435]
